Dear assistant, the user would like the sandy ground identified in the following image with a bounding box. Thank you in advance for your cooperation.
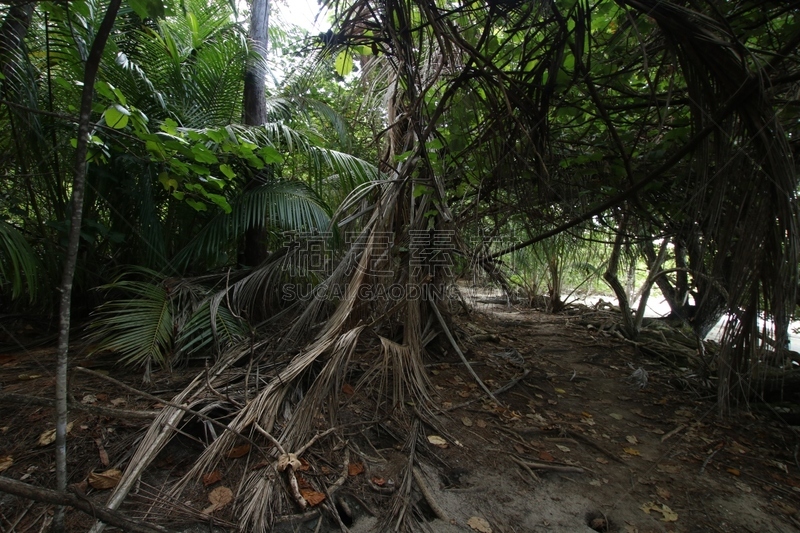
[1,294,799,532]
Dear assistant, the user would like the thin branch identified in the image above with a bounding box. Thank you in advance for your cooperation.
[0,477,171,533]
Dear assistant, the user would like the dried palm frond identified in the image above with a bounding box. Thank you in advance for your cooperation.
[88,342,255,533]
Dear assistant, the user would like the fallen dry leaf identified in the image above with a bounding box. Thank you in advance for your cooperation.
[251,460,270,471]
[773,500,798,516]
[297,457,311,471]
[476,419,487,428]
[727,468,740,476]
[462,417,473,427]
[626,435,639,445]
[623,447,641,456]
[71,480,89,494]
[348,462,364,476]
[0,455,13,473]
[657,464,681,474]
[467,516,492,533]
[202,469,223,486]
[202,486,233,514]
[110,398,126,407]
[596,457,609,465]
[88,469,122,490]
[641,501,678,522]
[554,388,566,394]
[300,489,326,507]
[610,413,623,420]
[342,383,355,395]
[774,461,789,474]
[427,435,448,448]
[227,444,251,459]
[81,394,97,404]
[38,422,73,447]
[735,481,752,493]
[371,476,386,486]
[731,441,748,454]
[656,486,671,500]
[94,438,109,467]
[539,451,555,462]
[555,444,570,453]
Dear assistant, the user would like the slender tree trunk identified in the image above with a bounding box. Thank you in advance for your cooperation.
[242,0,271,266]
[53,0,121,530]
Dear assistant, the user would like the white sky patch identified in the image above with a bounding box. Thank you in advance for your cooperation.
[273,0,331,33]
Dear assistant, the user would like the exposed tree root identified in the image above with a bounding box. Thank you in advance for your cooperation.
[412,466,450,522]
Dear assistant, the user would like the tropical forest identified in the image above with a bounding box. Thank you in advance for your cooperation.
[0,0,799,531]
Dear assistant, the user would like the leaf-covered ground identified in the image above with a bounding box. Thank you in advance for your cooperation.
[1,299,799,532]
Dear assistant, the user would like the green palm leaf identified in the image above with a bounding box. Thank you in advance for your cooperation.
[171,179,332,269]
[87,278,173,374]
[0,220,40,302]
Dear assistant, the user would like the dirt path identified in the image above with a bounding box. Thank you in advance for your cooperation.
[1,303,799,532]
[359,304,799,533]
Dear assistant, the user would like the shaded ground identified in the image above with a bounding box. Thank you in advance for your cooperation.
[1,300,799,532]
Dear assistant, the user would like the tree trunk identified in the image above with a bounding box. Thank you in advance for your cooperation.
[242,0,271,267]
[604,213,636,338]
[53,0,122,529]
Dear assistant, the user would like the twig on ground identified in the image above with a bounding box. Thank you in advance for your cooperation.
[274,510,321,525]
[699,446,723,475]
[443,369,530,412]
[412,466,450,522]
[0,477,171,533]
[512,457,586,474]
[661,424,687,443]
[563,426,625,464]
[510,455,541,484]
[0,392,160,419]
[329,449,350,495]
[430,300,499,404]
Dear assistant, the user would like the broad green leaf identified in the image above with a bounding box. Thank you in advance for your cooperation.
[207,194,232,213]
[160,118,179,135]
[95,80,116,101]
[413,185,433,198]
[219,164,236,179]
[158,172,178,192]
[104,104,130,129]
[186,199,207,212]
[335,51,353,77]
[258,146,284,164]
[191,144,218,164]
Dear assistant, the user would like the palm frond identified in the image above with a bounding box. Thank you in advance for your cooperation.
[87,278,173,374]
[175,299,248,356]
[171,179,331,269]
[0,220,40,302]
